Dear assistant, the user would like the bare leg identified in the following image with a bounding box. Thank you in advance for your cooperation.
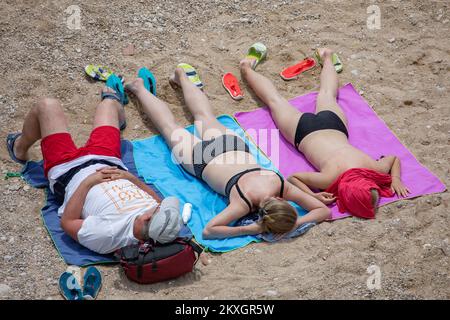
[170,68,228,140]
[240,59,302,146]
[315,48,347,126]
[92,87,126,129]
[14,98,69,161]
[126,78,200,174]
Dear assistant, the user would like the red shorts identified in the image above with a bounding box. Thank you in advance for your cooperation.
[41,126,121,176]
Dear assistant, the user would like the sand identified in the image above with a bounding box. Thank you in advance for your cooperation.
[0,0,449,299]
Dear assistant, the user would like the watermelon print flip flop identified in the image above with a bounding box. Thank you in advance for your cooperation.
[222,72,244,100]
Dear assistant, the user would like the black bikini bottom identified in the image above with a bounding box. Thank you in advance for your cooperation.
[294,110,348,148]
[192,134,250,179]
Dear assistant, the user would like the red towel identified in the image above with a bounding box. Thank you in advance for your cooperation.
[326,168,394,219]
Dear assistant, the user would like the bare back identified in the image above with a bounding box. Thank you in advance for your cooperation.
[201,150,261,195]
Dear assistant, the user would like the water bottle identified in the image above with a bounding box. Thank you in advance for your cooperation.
[182,203,192,224]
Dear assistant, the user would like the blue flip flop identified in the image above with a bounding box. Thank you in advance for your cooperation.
[59,271,84,300]
[137,67,157,96]
[82,266,102,300]
[102,74,128,130]
[103,74,129,105]
[6,133,26,165]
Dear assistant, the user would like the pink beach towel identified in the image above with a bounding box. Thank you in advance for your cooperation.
[235,83,446,220]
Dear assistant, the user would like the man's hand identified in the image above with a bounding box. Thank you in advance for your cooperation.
[391,177,410,197]
[313,192,336,205]
[84,168,116,187]
[97,167,134,182]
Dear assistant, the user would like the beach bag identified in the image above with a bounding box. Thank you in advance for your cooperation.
[115,238,204,284]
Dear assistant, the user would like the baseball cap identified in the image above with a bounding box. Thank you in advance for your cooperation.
[148,196,182,244]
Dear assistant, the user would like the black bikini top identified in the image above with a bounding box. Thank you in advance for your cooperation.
[234,169,285,212]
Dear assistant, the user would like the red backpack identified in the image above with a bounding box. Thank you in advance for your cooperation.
[115,238,204,284]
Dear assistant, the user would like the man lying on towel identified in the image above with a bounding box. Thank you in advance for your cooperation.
[240,47,410,218]
[6,78,182,254]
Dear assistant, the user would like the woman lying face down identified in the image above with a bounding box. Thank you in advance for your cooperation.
[125,66,331,240]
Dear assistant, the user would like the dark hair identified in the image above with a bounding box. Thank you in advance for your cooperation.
[370,189,380,212]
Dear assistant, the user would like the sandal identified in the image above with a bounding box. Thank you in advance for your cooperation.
[103,74,129,105]
[280,57,317,80]
[102,74,128,130]
[222,73,244,100]
[246,42,267,70]
[171,63,204,89]
[6,133,26,165]
[138,67,157,96]
[85,65,113,82]
[85,64,125,84]
[82,266,102,300]
[59,271,84,300]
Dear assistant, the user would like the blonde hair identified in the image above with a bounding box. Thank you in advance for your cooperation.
[258,198,297,234]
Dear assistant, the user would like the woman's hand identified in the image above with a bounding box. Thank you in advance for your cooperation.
[313,192,336,205]
[96,167,134,182]
[391,177,410,197]
[244,222,264,235]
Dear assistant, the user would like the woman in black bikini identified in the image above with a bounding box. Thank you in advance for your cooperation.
[126,66,330,240]
[239,47,409,218]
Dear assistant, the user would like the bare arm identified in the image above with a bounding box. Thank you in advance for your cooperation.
[288,172,331,191]
[288,173,336,205]
[283,181,331,226]
[374,155,396,174]
[288,174,316,195]
[61,169,115,241]
[202,202,262,240]
[60,183,95,241]
[375,156,410,197]
[60,181,90,241]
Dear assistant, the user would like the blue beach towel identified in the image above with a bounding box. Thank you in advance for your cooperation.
[132,115,311,253]
[21,140,191,267]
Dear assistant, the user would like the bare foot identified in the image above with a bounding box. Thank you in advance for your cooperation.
[239,57,257,70]
[199,252,212,266]
[101,86,118,96]
[124,78,145,95]
[168,67,186,89]
[316,47,334,60]
[13,135,29,162]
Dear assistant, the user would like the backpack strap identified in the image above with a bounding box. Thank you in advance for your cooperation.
[189,239,204,255]
[137,242,153,279]
[186,238,205,266]
[137,252,145,279]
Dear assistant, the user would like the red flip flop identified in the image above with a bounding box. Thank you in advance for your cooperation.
[280,57,317,80]
[222,73,244,100]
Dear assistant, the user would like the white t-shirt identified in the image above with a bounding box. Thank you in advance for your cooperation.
[48,155,158,254]
[76,178,158,254]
